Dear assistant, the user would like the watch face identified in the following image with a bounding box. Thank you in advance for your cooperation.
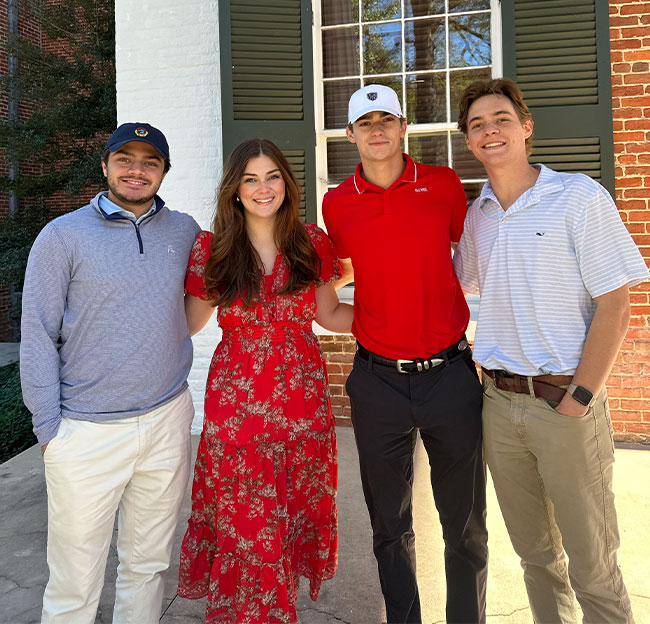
[572,385,593,406]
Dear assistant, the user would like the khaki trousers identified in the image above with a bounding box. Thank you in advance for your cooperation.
[42,388,194,624]
[482,374,634,624]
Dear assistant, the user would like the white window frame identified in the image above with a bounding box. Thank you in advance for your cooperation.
[313,0,502,227]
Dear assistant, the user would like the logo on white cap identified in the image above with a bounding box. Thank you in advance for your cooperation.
[348,84,403,125]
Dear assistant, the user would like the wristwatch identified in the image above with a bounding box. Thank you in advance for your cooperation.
[567,383,597,407]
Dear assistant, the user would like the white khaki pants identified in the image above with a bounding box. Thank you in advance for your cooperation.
[42,388,194,624]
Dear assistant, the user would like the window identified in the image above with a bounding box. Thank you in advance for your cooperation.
[217,1,613,218]
[314,0,501,212]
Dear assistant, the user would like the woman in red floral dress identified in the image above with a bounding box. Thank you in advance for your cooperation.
[177,139,353,623]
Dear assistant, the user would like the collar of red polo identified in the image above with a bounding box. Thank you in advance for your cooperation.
[353,154,417,194]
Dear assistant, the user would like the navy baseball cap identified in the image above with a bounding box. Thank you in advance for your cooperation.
[104,122,169,160]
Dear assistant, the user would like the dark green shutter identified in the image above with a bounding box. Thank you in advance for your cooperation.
[219,0,316,222]
[501,0,615,197]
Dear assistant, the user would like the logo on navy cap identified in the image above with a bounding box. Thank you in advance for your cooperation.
[135,127,149,137]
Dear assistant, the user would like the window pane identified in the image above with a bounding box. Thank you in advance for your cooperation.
[449,67,491,122]
[322,0,359,26]
[327,139,359,185]
[462,182,484,205]
[408,133,448,167]
[323,27,360,78]
[324,80,360,129]
[449,0,490,13]
[406,73,446,124]
[449,13,491,68]
[362,0,401,21]
[405,18,445,71]
[451,132,486,178]
[405,0,445,18]
[363,22,402,76]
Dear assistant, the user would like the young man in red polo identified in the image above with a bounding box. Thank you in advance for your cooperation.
[322,84,488,624]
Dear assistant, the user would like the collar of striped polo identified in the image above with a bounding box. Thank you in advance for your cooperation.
[478,163,565,218]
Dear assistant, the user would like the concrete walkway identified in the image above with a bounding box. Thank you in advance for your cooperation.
[1,428,649,623]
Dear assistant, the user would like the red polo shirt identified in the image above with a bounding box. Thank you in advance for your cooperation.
[322,154,469,359]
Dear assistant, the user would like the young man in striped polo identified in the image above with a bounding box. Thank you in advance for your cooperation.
[453,78,647,624]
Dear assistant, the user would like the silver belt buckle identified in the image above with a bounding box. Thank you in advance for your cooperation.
[425,358,444,371]
[396,359,413,374]
[397,357,445,373]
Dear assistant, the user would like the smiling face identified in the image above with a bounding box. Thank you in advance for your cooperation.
[346,110,406,165]
[102,141,166,214]
[237,154,286,224]
[464,94,533,170]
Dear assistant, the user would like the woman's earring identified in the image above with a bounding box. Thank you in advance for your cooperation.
[235,195,240,203]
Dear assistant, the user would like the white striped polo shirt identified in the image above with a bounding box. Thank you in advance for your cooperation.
[453,164,650,375]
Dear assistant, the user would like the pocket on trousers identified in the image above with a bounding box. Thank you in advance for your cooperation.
[541,397,591,421]
[42,418,71,462]
[603,400,615,454]
[543,397,560,411]
[481,374,494,397]
[447,355,483,416]
[344,359,359,398]
[461,350,480,382]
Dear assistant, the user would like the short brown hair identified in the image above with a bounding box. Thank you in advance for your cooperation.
[457,78,534,155]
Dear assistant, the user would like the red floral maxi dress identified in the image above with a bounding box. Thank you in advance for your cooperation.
[178,224,340,624]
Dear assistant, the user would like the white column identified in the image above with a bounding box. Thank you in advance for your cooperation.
[115,0,222,429]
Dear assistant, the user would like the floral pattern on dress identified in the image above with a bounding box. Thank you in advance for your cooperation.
[178,224,341,624]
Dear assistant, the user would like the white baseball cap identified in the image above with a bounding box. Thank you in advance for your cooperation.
[348,84,404,125]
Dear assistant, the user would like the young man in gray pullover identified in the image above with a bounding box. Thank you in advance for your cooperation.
[20,122,200,624]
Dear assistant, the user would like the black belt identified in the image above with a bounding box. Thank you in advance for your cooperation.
[356,336,470,374]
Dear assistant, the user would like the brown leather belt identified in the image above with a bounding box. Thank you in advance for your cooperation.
[482,368,572,403]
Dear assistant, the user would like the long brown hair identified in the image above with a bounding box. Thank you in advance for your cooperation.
[203,138,320,307]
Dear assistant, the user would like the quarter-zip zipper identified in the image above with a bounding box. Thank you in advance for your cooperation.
[97,196,162,256]
[132,221,144,254]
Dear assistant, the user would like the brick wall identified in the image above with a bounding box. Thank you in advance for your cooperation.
[0,2,11,339]
[609,1,650,443]
[0,0,42,341]
[0,1,106,341]
[319,335,355,425]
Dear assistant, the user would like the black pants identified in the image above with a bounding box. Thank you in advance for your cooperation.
[346,347,488,624]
